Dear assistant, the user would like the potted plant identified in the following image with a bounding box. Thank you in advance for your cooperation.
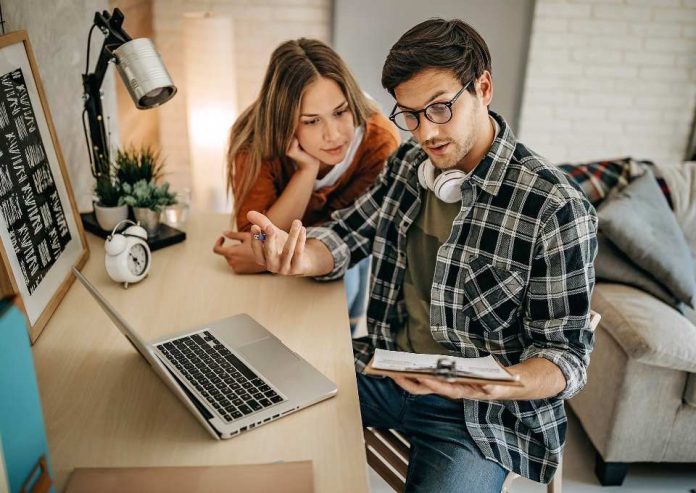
[121,179,176,237]
[93,174,128,231]
[115,146,165,186]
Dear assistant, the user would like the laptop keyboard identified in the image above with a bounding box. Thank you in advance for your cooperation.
[156,331,286,422]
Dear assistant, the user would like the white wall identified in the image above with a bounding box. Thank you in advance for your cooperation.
[518,0,696,165]
[4,0,117,212]
[153,0,332,205]
[333,0,535,134]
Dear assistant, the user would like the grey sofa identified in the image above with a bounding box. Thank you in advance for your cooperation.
[567,159,696,486]
[569,282,696,485]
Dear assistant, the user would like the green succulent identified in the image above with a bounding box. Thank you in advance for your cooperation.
[121,179,177,213]
[115,146,165,186]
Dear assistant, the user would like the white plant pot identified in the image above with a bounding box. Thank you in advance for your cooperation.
[94,203,129,232]
[133,207,161,237]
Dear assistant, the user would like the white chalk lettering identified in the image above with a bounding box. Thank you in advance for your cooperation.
[14,115,27,140]
[24,144,45,168]
[7,132,27,184]
[22,182,42,235]
[0,166,12,196]
[39,202,53,229]
[7,228,17,253]
[1,74,19,117]
[50,191,68,237]
[48,227,61,257]
[31,165,52,194]
[0,102,9,129]
[6,94,18,117]
[37,239,51,268]
[17,223,39,276]
[0,195,22,225]
[15,83,35,134]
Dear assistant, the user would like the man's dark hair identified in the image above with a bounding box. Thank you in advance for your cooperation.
[381,18,492,97]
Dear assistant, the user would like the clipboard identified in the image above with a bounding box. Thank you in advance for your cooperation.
[364,355,523,387]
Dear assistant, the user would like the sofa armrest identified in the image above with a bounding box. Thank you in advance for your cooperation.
[592,283,696,373]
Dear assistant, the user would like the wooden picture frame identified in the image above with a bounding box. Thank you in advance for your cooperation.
[0,31,89,343]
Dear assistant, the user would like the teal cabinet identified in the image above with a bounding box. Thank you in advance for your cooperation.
[0,300,53,493]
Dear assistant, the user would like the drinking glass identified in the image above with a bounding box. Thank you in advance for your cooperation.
[164,188,191,229]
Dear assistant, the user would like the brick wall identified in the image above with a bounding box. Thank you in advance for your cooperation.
[517,0,696,165]
[153,0,331,200]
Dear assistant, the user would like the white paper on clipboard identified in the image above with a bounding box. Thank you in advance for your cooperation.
[372,349,515,381]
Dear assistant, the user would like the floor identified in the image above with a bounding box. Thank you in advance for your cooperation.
[366,408,696,493]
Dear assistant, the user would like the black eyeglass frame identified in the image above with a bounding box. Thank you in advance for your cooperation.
[388,81,472,131]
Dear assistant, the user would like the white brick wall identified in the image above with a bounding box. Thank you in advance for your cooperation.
[153,0,331,198]
[518,0,696,165]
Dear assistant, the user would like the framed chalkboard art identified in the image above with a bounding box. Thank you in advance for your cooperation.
[0,31,89,343]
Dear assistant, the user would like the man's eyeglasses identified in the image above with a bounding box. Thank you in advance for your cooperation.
[389,81,471,132]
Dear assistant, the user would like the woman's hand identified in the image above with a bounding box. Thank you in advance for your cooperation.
[286,138,321,173]
[213,231,267,274]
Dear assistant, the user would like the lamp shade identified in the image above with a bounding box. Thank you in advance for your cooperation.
[114,38,177,109]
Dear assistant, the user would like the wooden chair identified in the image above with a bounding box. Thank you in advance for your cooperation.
[363,311,602,493]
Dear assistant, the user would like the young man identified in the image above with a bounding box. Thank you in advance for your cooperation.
[247,19,598,492]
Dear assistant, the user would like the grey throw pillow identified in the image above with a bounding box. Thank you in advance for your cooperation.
[595,231,683,310]
[598,170,696,308]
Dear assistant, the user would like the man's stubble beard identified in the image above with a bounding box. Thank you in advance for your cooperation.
[428,133,474,170]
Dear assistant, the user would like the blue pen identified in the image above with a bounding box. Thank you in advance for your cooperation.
[253,232,266,241]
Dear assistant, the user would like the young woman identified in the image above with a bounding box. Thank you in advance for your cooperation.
[213,38,400,331]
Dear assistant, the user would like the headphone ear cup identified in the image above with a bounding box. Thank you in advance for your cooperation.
[433,169,466,203]
[418,160,436,190]
[105,234,127,256]
[417,162,428,189]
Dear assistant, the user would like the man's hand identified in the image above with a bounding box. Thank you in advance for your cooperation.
[212,231,266,274]
[392,376,514,401]
[391,357,566,401]
[248,211,312,276]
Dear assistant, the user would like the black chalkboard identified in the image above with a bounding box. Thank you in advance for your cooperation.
[0,31,88,344]
[0,68,71,294]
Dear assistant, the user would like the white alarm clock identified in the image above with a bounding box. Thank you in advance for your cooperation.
[104,220,151,288]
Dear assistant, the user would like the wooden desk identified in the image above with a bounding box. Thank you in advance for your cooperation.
[32,213,369,492]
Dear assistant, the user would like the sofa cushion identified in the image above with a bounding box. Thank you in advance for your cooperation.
[653,161,696,262]
[592,283,696,373]
[595,231,680,308]
[597,171,696,307]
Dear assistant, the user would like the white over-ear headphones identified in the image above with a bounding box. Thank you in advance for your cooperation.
[105,220,148,256]
[417,159,468,203]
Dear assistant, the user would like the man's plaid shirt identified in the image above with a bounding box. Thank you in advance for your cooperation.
[307,111,598,484]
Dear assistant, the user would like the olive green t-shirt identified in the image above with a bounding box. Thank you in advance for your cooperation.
[396,187,461,354]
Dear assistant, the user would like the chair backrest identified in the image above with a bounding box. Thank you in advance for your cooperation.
[363,428,409,491]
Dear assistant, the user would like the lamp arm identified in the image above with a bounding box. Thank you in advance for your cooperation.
[82,8,132,179]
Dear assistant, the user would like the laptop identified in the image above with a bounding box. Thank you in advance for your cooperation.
[72,268,337,440]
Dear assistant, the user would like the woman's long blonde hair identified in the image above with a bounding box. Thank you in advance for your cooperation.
[228,38,374,218]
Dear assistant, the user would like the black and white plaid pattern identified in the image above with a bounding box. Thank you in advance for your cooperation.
[307,111,598,484]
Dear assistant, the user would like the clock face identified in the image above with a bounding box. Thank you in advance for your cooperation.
[127,243,149,276]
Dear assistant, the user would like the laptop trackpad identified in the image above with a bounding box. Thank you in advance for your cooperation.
[211,313,270,348]
[239,337,302,378]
